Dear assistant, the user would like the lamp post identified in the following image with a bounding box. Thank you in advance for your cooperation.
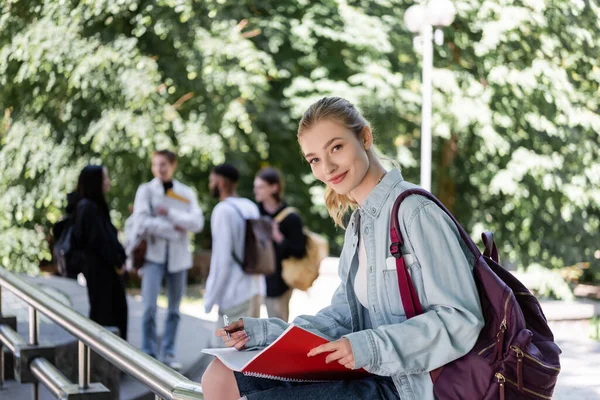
[404,0,456,192]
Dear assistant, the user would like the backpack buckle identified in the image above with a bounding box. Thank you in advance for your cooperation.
[390,242,402,258]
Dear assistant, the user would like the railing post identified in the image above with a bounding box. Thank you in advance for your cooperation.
[32,380,39,400]
[29,306,38,345]
[29,306,40,400]
[78,340,90,389]
[1,343,4,389]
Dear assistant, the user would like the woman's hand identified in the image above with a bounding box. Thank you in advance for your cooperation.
[272,222,284,243]
[156,206,169,216]
[307,338,355,369]
[215,319,249,350]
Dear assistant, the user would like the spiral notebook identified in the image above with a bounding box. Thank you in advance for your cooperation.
[201,324,371,382]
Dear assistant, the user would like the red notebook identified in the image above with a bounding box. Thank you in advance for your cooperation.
[202,324,371,382]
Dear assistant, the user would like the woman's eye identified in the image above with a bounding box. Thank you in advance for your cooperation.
[332,144,342,152]
[309,158,320,165]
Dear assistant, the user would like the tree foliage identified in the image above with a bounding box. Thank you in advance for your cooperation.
[1,0,598,275]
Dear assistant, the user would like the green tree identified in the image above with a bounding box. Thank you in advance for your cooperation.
[1,0,598,277]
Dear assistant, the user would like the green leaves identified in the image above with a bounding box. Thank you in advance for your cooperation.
[0,0,598,276]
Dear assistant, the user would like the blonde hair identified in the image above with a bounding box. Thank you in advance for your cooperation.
[297,97,373,228]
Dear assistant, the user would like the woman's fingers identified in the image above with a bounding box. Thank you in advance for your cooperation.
[325,349,345,364]
[307,341,336,357]
[338,355,354,369]
[234,336,250,350]
[223,319,245,333]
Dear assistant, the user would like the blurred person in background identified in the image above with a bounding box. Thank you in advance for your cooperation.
[254,167,306,322]
[132,150,204,369]
[72,165,128,340]
[204,163,265,337]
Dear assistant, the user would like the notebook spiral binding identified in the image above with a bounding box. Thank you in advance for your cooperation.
[243,371,327,383]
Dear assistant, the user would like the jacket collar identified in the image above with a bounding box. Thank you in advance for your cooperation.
[149,177,181,192]
[360,168,404,219]
[347,168,404,229]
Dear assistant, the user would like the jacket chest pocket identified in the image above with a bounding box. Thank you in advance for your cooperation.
[382,255,426,317]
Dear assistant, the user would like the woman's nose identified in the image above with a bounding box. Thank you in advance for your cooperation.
[324,157,337,175]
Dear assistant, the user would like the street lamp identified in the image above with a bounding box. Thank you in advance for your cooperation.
[404,0,456,192]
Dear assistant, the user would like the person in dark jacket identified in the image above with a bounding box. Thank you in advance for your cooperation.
[72,165,128,340]
[254,167,306,322]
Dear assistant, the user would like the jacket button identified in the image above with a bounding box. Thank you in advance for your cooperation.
[371,207,376,213]
[365,227,370,234]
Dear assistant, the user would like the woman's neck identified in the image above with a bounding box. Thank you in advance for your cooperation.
[262,198,282,214]
[351,161,387,206]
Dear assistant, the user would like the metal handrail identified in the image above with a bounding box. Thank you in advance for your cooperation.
[0,268,204,400]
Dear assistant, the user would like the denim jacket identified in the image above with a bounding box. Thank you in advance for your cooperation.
[242,169,484,400]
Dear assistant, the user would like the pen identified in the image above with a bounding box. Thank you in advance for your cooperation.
[223,314,231,340]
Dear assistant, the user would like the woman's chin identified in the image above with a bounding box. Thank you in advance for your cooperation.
[330,184,353,196]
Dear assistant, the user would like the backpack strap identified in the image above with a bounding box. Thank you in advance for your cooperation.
[224,199,246,267]
[389,188,484,318]
[274,207,296,224]
[391,188,483,384]
[481,231,499,263]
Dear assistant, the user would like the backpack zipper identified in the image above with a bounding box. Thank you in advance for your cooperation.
[504,375,553,399]
[510,345,561,372]
[478,293,511,358]
[497,372,553,400]
[492,294,511,360]
[495,373,505,400]
[510,346,524,392]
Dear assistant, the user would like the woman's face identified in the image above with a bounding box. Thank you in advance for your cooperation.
[253,177,277,203]
[298,119,371,196]
[102,167,111,193]
[151,155,176,182]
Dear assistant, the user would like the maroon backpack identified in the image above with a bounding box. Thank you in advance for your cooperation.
[390,189,561,400]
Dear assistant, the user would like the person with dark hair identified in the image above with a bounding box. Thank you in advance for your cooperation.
[72,165,128,340]
[132,150,204,369]
[205,163,265,338]
[254,167,306,321]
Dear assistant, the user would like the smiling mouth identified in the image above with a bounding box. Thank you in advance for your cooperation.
[328,171,348,185]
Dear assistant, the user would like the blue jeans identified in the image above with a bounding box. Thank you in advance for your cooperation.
[234,372,400,399]
[141,261,187,358]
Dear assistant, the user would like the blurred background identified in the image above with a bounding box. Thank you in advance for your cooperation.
[0,0,599,307]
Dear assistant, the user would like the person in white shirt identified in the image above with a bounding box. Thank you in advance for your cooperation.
[132,150,204,368]
[204,163,265,335]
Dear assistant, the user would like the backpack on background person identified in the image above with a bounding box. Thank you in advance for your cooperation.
[390,189,561,400]
[275,207,329,291]
[227,201,276,276]
[52,216,81,278]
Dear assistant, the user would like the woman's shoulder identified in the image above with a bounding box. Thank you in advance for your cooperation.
[281,208,302,223]
[388,182,436,216]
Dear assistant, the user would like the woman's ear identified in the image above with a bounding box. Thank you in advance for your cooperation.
[362,126,373,151]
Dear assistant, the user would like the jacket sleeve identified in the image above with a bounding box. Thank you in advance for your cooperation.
[203,205,236,313]
[74,202,125,268]
[243,265,353,348]
[344,202,484,375]
[165,187,204,233]
[133,185,181,240]
[278,213,306,259]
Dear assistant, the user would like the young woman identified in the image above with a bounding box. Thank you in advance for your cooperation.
[254,167,306,322]
[201,97,484,400]
[72,165,128,340]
